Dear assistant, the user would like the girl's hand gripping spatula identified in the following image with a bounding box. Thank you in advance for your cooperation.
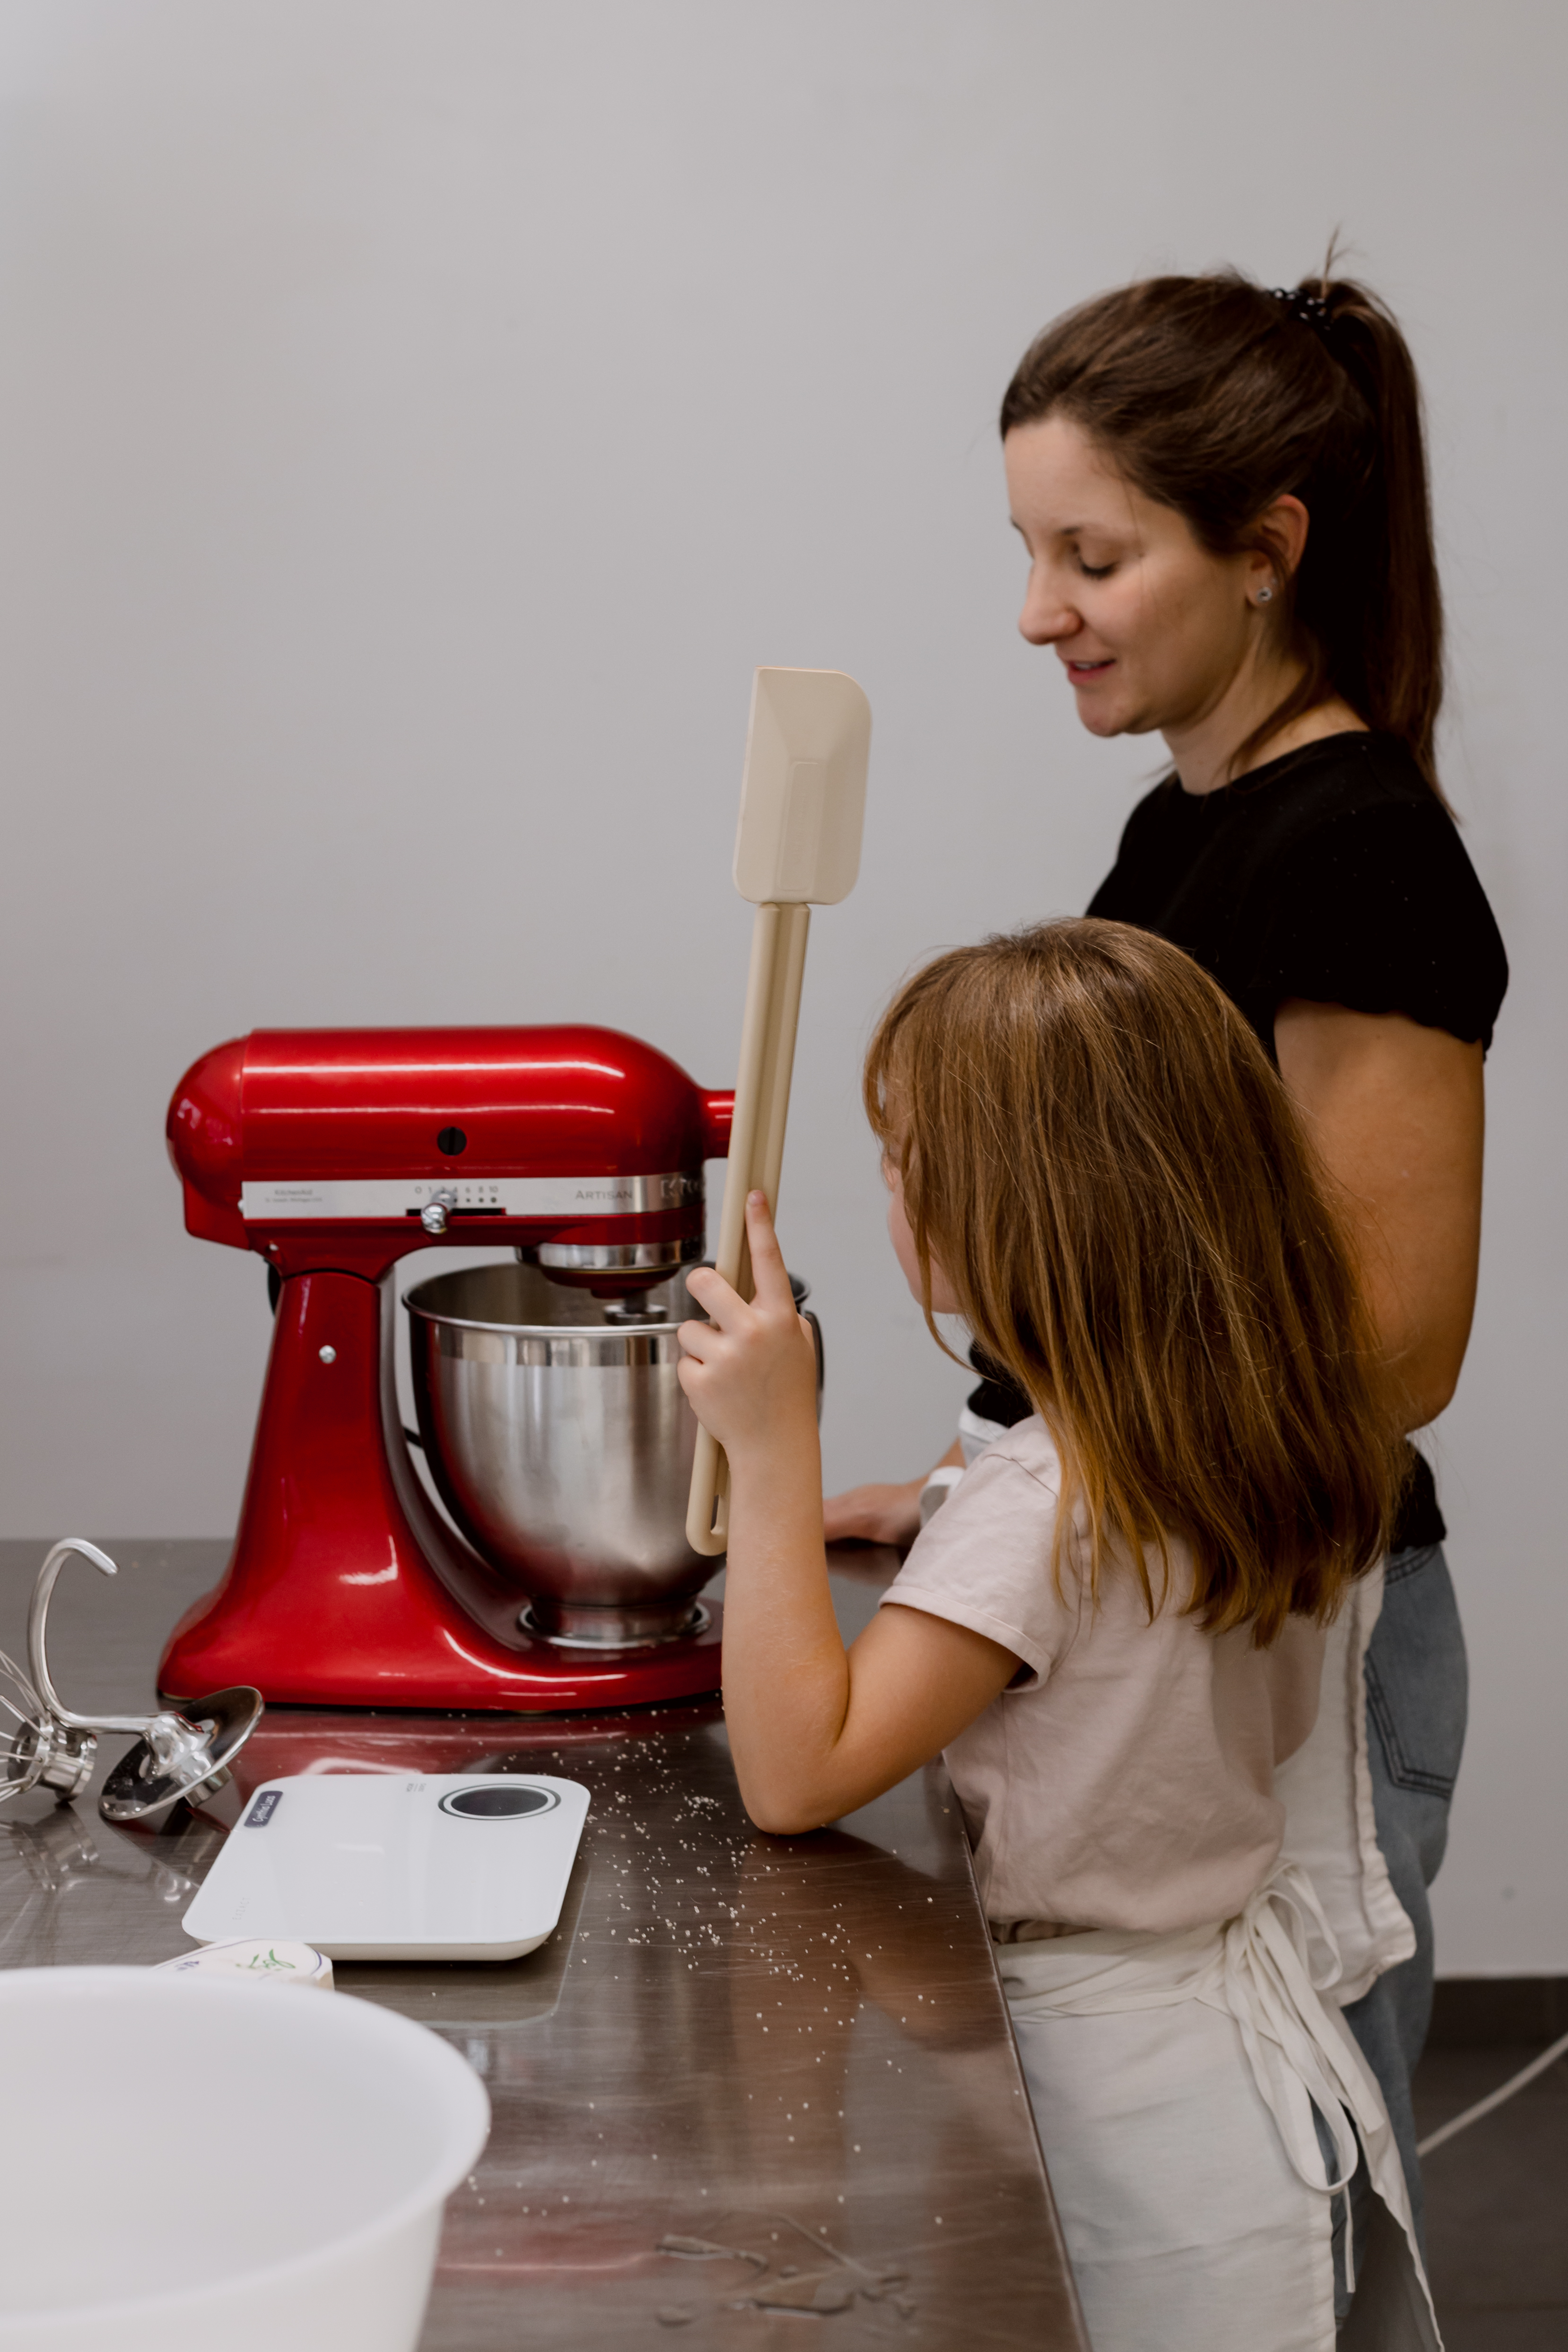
[685,666,872,1556]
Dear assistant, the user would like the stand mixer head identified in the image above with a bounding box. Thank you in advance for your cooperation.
[160,1026,741,1713]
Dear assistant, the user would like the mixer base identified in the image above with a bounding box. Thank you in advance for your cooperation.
[160,1581,724,1714]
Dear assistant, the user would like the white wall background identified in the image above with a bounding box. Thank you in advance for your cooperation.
[0,0,1561,1973]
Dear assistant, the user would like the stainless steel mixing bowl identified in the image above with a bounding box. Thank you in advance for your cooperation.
[404,1260,818,1647]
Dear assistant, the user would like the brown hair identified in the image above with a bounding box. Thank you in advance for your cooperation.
[864,919,1405,1644]
[1000,267,1446,798]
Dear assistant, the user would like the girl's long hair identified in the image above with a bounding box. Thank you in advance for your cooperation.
[1000,265,1446,799]
[864,920,1405,1644]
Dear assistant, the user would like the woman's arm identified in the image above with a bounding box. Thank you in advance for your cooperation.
[679,1193,1019,1834]
[1273,1000,1485,1429]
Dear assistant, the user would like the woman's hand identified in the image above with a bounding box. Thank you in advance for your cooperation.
[677,1192,820,1464]
[821,1479,928,1547]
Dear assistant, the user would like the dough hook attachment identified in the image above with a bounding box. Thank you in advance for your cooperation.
[0,1539,263,1826]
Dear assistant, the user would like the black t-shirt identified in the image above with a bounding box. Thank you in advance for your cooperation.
[971,732,1509,1551]
[1085,732,1508,1054]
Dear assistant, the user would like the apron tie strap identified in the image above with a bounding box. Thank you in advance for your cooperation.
[1204,1862,1387,2287]
[998,1859,1428,2305]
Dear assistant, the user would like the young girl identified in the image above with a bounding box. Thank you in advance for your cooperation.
[678,918,1441,2352]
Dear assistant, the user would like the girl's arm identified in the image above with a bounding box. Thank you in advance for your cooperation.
[679,1192,1019,1836]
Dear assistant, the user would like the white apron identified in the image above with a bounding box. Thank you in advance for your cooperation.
[1001,1863,1441,2352]
[1275,1559,1415,2001]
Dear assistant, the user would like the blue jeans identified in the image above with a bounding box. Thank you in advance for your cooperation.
[1338,1542,1468,2254]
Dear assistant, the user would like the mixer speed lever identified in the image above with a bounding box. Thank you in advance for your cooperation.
[420,1191,457,1235]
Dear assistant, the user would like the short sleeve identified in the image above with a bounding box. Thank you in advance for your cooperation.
[1249,800,1508,1046]
[879,1438,1080,1688]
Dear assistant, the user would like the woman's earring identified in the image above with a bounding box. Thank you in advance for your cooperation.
[1255,584,1274,605]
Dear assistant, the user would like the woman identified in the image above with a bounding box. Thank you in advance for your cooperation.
[825,268,1508,2239]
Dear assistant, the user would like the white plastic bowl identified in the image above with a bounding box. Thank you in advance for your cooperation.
[0,1966,490,2351]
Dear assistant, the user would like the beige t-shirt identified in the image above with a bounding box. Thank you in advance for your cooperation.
[881,1416,1326,1935]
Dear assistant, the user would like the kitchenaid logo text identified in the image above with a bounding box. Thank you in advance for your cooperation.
[241,1173,700,1220]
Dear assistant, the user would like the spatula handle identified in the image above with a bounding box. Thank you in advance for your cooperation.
[686,900,811,1556]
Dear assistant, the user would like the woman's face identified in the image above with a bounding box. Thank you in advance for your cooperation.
[1003,413,1269,743]
[884,1159,960,1315]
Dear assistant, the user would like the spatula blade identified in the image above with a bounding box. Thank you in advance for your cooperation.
[732,668,871,906]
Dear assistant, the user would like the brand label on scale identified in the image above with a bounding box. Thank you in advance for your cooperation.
[239,1173,699,1221]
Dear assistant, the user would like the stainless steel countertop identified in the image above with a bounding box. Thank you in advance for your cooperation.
[0,1539,1085,2347]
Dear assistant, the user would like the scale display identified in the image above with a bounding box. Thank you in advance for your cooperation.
[182,1774,590,1961]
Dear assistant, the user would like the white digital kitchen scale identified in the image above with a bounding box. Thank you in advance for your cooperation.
[182,1774,590,1962]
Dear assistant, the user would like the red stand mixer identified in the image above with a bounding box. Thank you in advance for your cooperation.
[160,1026,737,1713]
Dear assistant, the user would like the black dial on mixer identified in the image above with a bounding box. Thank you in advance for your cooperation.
[436,1125,467,1155]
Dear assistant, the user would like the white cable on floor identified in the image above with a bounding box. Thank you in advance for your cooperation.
[1416,2026,1568,2158]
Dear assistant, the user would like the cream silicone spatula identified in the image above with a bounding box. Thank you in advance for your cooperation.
[685,666,872,1557]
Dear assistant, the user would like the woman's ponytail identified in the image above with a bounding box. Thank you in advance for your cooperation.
[1303,275,1444,784]
[1002,264,1448,798]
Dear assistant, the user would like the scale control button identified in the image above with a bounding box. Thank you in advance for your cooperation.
[438,1784,558,1820]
